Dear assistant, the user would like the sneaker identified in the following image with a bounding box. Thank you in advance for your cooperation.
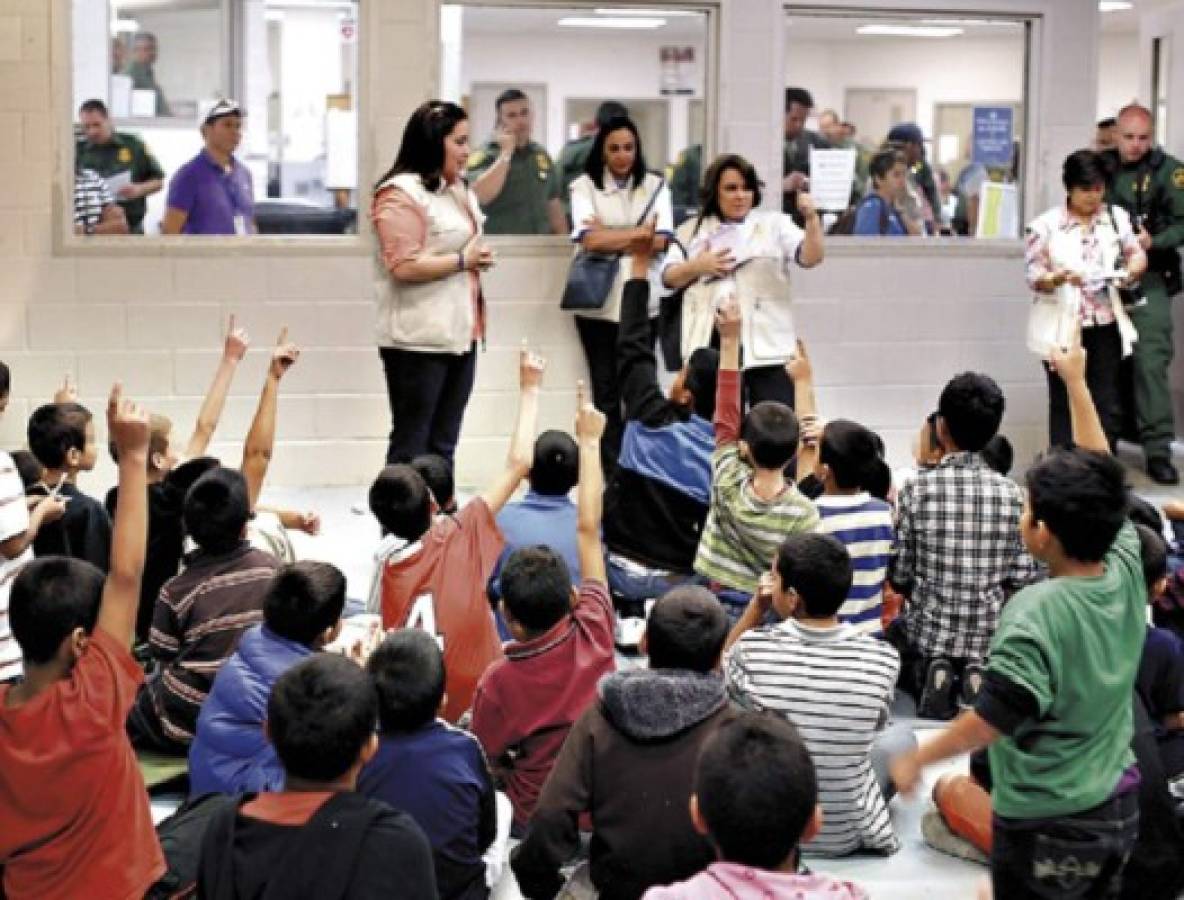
[959,663,984,709]
[918,658,957,720]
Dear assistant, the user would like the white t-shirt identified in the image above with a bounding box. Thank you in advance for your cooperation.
[0,452,32,682]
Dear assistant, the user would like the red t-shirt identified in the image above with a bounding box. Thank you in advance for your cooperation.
[470,579,616,827]
[0,628,166,900]
[380,499,505,722]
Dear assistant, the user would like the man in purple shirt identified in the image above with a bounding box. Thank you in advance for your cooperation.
[162,98,255,236]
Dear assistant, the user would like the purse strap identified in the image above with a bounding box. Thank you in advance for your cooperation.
[634,175,666,227]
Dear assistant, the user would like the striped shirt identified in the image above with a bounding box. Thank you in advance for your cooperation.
[695,370,819,593]
[73,168,113,233]
[144,543,278,744]
[726,620,901,857]
[0,453,31,682]
[816,493,894,637]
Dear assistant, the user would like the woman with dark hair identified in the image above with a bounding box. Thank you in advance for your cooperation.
[1026,148,1147,449]
[662,153,824,406]
[567,114,673,464]
[371,100,494,465]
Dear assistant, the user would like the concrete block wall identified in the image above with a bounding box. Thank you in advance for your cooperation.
[0,0,1096,497]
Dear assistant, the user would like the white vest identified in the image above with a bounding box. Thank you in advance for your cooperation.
[1025,205,1138,359]
[373,173,484,354]
[677,212,798,369]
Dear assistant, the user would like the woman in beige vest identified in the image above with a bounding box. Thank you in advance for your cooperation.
[372,101,494,465]
[661,154,824,407]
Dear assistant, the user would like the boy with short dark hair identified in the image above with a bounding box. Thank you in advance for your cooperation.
[366,347,546,722]
[726,532,903,857]
[512,585,735,900]
[195,654,437,899]
[360,629,498,900]
[27,400,111,570]
[471,392,615,831]
[1,384,166,899]
[891,344,1144,897]
[188,560,348,795]
[412,453,458,515]
[890,371,1039,718]
[694,302,818,614]
[644,713,868,899]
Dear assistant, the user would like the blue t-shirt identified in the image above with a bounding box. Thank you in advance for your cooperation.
[166,149,254,235]
[490,491,583,599]
[852,195,905,236]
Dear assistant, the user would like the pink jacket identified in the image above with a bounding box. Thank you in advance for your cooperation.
[643,862,869,900]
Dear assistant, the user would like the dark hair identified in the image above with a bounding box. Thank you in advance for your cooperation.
[169,455,221,496]
[1128,493,1167,535]
[1062,149,1109,193]
[411,454,455,513]
[696,712,817,868]
[741,402,799,469]
[28,403,91,469]
[1135,523,1169,591]
[1098,117,1117,129]
[646,586,728,671]
[264,561,347,646]
[10,450,42,489]
[495,88,528,113]
[9,557,105,664]
[923,410,941,453]
[819,419,890,494]
[1025,449,1127,562]
[530,430,579,496]
[368,629,445,733]
[374,100,467,193]
[699,154,763,221]
[0,359,8,395]
[268,654,378,782]
[937,372,1005,452]
[684,348,720,421]
[595,100,628,129]
[80,99,109,117]
[869,148,904,183]
[183,467,249,555]
[585,116,648,191]
[784,87,815,111]
[369,464,432,542]
[775,533,852,618]
[980,435,1014,477]
[500,546,571,633]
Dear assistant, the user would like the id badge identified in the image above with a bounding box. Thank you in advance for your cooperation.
[234,214,248,236]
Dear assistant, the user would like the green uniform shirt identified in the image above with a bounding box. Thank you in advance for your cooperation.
[122,62,171,117]
[669,143,702,210]
[75,132,164,231]
[985,522,1144,820]
[466,140,561,235]
[1104,148,1184,255]
[557,135,593,218]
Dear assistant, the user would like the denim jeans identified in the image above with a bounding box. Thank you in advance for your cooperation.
[605,555,699,618]
[991,790,1139,899]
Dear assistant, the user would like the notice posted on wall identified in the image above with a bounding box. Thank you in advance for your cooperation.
[808,148,858,212]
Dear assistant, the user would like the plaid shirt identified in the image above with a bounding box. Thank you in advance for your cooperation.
[890,452,1040,660]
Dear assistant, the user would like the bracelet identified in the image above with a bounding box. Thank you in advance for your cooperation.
[458,251,465,272]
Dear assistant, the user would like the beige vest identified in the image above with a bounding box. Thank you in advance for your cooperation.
[373,173,484,354]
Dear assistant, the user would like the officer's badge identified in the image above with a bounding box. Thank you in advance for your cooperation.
[1173,168,1184,189]
[118,147,132,164]
[467,149,487,170]
[536,153,550,172]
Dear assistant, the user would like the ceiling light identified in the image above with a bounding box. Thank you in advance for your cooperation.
[857,24,963,37]
[593,7,700,15]
[1099,1,1133,11]
[559,16,666,29]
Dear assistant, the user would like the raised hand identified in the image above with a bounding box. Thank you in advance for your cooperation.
[223,313,250,362]
[520,341,546,391]
[785,339,813,383]
[53,373,78,405]
[269,326,300,379]
[107,382,150,458]
[575,380,606,443]
[714,294,742,341]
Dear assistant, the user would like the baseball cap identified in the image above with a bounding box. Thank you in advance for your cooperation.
[887,123,924,144]
[202,98,242,125]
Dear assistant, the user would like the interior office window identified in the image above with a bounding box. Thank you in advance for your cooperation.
[783,10,1028,239]
[71,0,360,238]
[439,4,710,234]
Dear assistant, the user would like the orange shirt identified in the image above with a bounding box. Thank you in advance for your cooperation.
[380,499,505,722]
[0,628,165,900]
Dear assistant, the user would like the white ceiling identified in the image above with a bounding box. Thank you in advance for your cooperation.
[456,5,708,39]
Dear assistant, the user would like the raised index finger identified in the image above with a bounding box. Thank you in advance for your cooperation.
[276,326,289,345]
[108,380,123,412]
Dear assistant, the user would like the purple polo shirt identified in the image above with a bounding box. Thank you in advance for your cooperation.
[166,150,255,235]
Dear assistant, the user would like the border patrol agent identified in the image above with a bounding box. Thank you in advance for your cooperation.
[76,99,165,233]
[1104,103,1184,484]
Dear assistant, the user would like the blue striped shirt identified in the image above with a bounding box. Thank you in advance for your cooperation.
[816,493,894,636]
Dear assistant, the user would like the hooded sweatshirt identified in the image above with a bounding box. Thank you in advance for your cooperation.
[642,862,869,900]
[512,668,736,900]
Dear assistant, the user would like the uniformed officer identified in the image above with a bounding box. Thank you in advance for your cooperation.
[1103,102,1184,484]
[557,100,628,223]
[782,87,830,217]
[76,99,165,234]
[467,89,566,235]
[668,142,703,215]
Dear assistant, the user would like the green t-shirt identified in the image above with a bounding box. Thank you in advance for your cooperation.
[466,141,560,235]
[986,522,1144,819]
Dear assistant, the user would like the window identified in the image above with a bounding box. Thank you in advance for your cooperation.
[70,0,360,238]
[439,3,712,234]
[783,8,1029,239]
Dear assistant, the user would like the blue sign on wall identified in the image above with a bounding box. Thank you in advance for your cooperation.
[972,106,1015,167]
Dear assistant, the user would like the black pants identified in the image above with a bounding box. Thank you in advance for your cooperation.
[575,316,657,471]
[744,364,795,408]
[1044,323,1123,450]
[992,790,1139,899]
[380,344,477,465]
